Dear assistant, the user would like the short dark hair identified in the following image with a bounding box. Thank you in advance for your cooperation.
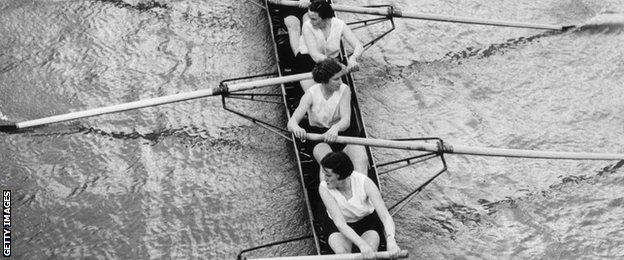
[309,0,335,19]
[312,58,342,83]
[320,151,354,180]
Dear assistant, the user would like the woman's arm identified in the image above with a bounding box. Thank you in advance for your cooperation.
[319,185,374,254]
[302,23,328,62]
[323,85,351,142]
[364,178,401,258]
[267,0,309,7]
[287,92,312,139]
[341,23,364,68]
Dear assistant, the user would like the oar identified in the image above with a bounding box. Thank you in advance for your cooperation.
[0,72,312,131]
[304,134,624,160]
[247,250,409,260]
[273,0,573,31]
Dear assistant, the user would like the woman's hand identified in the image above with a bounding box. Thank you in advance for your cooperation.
[298,0,310,8]
[288,125,307,140]
[323,126,339,143]
[346,56,359,72]
[359,243,376,260]
[386,237,401,259]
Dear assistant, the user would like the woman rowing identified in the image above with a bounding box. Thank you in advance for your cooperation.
[270,0,364,91]
[319,151,401,259]
[300,0,363,88]
[287,58,368,175]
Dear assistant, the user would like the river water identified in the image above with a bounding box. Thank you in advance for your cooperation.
[0,0,623,259]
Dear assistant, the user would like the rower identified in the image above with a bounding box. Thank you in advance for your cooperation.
[287,58,369,177]
[319,151,402,259]
[300,0,364,90]
[271,0,365,91]
[268,0,317,91]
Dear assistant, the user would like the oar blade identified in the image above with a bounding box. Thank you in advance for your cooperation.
[561,25,576,31]
[0,123,17,133]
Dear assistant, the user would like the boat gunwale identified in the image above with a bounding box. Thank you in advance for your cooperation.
[262,0,323,253]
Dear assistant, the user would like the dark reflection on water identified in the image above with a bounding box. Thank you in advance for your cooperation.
[96,0,168,11]
[1,0,624,259]
[442,29,567,62]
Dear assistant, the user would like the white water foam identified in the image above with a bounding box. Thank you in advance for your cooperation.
[0,110,9,121]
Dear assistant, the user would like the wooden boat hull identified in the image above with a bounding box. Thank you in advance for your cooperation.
[263,0,384,255]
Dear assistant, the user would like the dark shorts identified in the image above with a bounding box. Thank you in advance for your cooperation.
[273,1,308,20]
[293,52,316,74]
[324,211,386,251]
[293,50,349,75]
[306,125,357,151]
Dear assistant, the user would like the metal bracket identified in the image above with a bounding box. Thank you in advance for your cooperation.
[237,235,313,260]
[346,5,396,50]
[220,73,293,142]
[244,0,266,10]
[219,72,278,89]
[375,137,449,216]
[378,152,439,176]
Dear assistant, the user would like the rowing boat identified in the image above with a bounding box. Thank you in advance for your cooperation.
[1,2,619,258]
[264,0,385,255]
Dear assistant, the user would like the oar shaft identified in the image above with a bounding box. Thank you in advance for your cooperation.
[449,145,624,160]
[249,250,408,260]
[395,10,563,30]
[16,88,216,129]
[306,133,436,151]
[273,1,563,30]
[9,72,311,129]
[305,134,624,160]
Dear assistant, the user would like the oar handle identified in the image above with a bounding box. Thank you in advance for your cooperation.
[226,72,312,92]
[248,250,409,260]
[305,133,434,151]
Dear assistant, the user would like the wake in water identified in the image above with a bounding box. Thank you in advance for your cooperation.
[418,159,624,244]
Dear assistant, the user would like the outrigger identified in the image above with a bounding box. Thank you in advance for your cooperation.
[1,1,622,259]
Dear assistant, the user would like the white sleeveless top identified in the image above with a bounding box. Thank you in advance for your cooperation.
[320,171,375,223]
[307,83,348,128]
[300,17,346,58]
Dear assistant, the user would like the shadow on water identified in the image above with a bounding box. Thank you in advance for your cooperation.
[442,30,567,62]
[440,13,624,63]
[435,203,482,225]
[0,123,244,147]
[95,0,168,11]
[77,126,245,147]
[478,160,624,215]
